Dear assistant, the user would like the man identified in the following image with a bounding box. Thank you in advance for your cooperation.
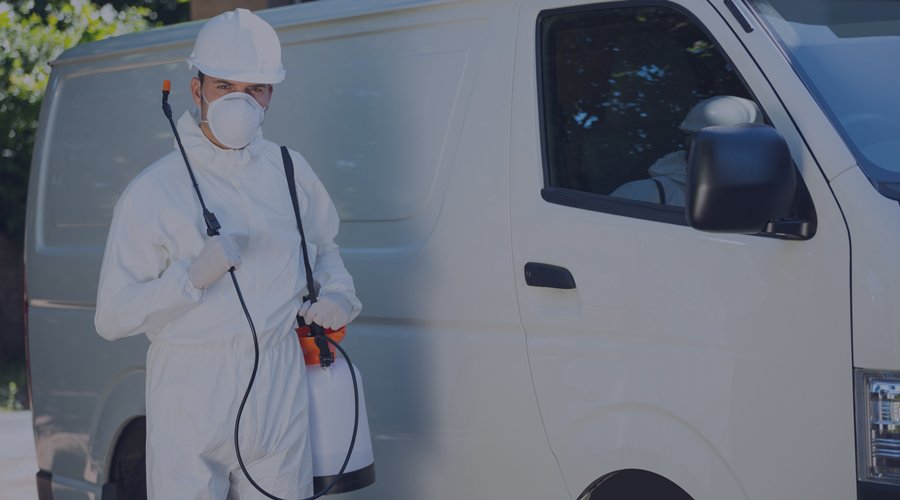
[611,95,764,206]
[94,9,361,499]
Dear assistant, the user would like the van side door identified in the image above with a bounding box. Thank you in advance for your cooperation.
[510,1,854,498]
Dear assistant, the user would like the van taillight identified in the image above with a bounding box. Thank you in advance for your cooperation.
[23,256,31,410]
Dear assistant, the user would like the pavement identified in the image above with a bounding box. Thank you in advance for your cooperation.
[0,410,39,500]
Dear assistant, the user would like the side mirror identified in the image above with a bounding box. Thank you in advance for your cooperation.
[686,123,805,238]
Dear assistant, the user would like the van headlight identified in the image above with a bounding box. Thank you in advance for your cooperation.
[856,370,900,485]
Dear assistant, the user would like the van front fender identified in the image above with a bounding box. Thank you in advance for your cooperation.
[86,368,146,486]
[555,402,747,500]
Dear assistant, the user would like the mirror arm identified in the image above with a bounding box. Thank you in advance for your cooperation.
[760,218,814,240]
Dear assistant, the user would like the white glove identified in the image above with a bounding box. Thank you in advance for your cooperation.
[299,294,353,330]
[188,235,241,289]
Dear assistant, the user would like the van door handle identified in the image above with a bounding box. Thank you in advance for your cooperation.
[524,262,576,289]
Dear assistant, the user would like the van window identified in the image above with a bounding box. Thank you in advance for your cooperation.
[746,0,900,200]
[538,5,753,216]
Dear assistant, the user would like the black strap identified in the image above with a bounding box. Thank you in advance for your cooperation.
[282,146,332,363]
[651,178,666,206]
[281,146,318,305]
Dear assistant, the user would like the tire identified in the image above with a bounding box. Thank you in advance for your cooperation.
[109,418,147,500]
[587,469,693,500]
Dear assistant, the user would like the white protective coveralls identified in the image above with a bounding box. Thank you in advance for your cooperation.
[94,108,362,499]
[610,150,688,206]
[610,95,763,207]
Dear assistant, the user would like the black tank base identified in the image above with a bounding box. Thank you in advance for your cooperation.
[314,463,375,495]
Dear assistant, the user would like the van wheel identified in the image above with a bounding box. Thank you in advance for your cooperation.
[115,454,147,499]
[109,418,147,500]
[585,469,693,500]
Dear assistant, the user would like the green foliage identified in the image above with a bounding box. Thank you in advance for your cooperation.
[100,0,190,25]
[3,381,21,411]
[0,360,26,411]
[0,0,153,244]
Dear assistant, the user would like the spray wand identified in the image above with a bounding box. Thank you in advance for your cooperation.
[161,81,361,500]
[162,80,222,237]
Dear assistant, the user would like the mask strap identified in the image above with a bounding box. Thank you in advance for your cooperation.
[199,91,211,124]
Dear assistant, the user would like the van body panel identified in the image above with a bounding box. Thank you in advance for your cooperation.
[267,10,492,244]
[30,59,195,306]
[27,306,146,485]
[830,167,900,370]
[512,0,854,498]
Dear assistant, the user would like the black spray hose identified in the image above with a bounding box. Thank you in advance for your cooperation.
[230,282,360,500]
[161,83,360,499]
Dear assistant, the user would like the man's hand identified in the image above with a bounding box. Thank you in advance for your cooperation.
[188,235,241,289]
[299,294,353,330]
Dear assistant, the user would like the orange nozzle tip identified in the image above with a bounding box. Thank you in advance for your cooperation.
[162,80,171,92]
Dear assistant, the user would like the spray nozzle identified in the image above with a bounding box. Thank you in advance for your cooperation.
[160,79,224,242]
[161,80,173,119]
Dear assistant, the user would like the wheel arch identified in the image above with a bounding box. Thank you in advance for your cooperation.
[550,403,749,500]
[578,469,694,500]
[87,368,145,486]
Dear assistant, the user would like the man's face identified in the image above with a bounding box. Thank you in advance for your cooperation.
[190,76,274,148]
[191,76,273,109]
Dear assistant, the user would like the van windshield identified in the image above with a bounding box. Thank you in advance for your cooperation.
[748,0,900,199]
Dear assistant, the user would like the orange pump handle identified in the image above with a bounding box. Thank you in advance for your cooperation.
[162,80,171,93]
[296,326,346,365]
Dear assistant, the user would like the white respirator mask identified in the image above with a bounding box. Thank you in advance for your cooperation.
[201,91,266,149]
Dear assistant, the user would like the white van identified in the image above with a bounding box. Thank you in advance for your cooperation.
[24,0,900,498]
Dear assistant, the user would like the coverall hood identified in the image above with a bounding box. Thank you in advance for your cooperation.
[647,150,688,186]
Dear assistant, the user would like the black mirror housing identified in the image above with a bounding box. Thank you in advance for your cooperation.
[686,124,796,234]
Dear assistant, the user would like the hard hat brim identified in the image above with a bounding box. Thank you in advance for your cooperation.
[188,59,285,85]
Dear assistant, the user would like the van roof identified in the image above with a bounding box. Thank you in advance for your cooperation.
[53,0,461,67]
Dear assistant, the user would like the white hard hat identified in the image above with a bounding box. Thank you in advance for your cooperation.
[187,8,285,84]
[679,96,763,133]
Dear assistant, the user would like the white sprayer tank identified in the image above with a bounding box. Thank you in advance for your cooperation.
[307,356,376,494]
